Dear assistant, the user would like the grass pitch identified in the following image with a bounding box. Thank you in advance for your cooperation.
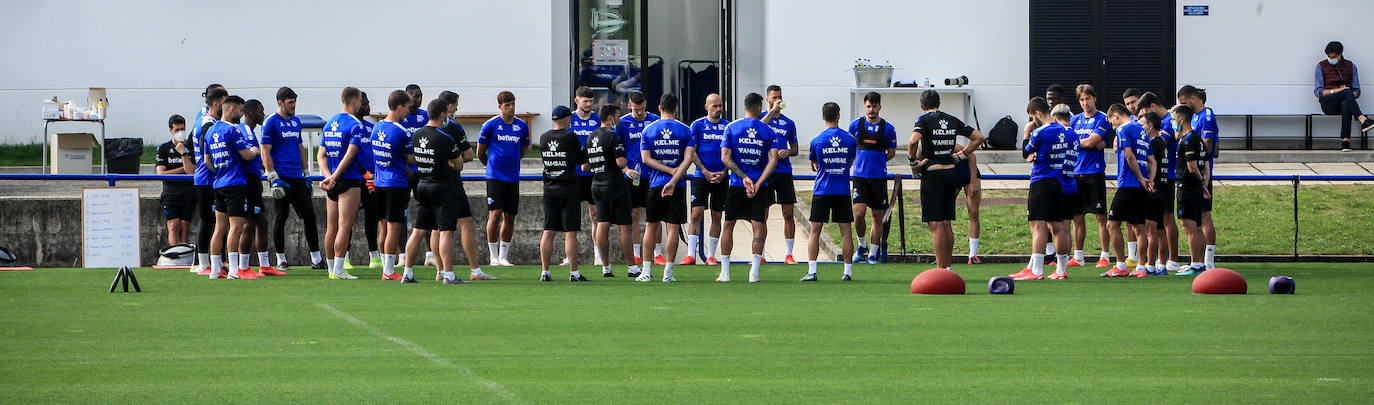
[1,262,1370,404]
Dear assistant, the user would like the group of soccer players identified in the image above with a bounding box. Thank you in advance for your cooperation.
[1007,84,1220,281]
[169,79,1220,284]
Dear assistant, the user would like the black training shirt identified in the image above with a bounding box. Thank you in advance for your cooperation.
[912,111,974,165]
[585,127,626,186]
[411,126,461,184]
[156,140,195,202]
[1179,129,1208,189]
[540,128,586,197]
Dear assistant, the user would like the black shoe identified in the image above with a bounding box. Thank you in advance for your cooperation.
[570,274,589,282]
[1362,119,1374,133]
[800,273,818,282]
[539,273,551,282]
[627,271,641,278]
[443,276,468,285]
[841,274,853,281]
[1342,140,1354,152]
[311,260,328,270]
[401,275,418,284]
[602,271,615,278]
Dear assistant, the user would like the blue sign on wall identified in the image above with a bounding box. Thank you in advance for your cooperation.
[1183,5,1209,16]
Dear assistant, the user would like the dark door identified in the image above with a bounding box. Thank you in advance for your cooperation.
[1030,0,1175,110]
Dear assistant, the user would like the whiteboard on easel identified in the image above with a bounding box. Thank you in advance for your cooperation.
[82,187,141,268]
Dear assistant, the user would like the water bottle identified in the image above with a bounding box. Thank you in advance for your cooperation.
[924,77,931,87]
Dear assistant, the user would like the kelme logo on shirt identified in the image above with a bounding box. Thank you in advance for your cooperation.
[548,140,559,150]
[418,137,429,148]
[939,119,948,130]
[830,136,841,147]
[330,122,338,131]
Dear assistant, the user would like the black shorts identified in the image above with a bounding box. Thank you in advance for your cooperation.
[852,177,888,210]
[810,194,854,223]
[326,179,362,201]
[415,182,470,231]
[542,193,581,232]
[956,168,980,188]
[245,177,265,218]
[578,175,594,203]
[486,180,519,214]
[725,185,774,222]
[770,172,797,205]
[627,177,650,208]
[1027,178,1063,222]
[592,182,632,225]
[690,177,728,211]
[1060,191,1082,218]
[1108,187,1149,225]
[1076,173,1107,214]
[1177,185,1207,224]
[1149,180,1175,228]
[375,186,410,223]
[214,185,248,217]
[920,169,959,223]
[1203,181,1214,212]
[645,184,688,224]
[162,200,195,221]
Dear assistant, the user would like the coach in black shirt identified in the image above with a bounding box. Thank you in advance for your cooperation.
[406,98,480,284]
[156,114,196,246]
[908,90,984,270]
[539,106,589,281]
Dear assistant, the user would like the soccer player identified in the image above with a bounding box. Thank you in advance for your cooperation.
[262,87,324,271]
[1177,85,1218,269]
[585,104,640,278]
[570,86,602,265]
[407,97,485,284]
[1102,103,1156,278]
[235,99,276,277]
[538,106,589,281]
[1136,92,1182,273]
[802,102,857,281]
[401,84,428,130]
[909,90,985,270]
[371,90,415,281]
[1011,97,1071,280]
[638,94,695,282]
[155,114,194,247]
[618,91,661,268]
[954,142,983,265]
[351,91,382,271]
[205,96,260,279]
[687,93,730,266]
[762,85,801,264]
[192,86,226,276]
[318,87,369,280]
[1140,110,1170,276]
[717,93,780,283]
[1071,84,1113,268]
[1122,88,1142,117]
[478,91,529,271]
[1171,104,1211,276]
[847,92,898,265]
[1051,103,1080,277]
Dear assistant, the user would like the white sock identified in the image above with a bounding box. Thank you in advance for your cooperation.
[1031,253,1045,275]
[750,254,762,278]
[397,253,406,265]
[333,257,345,274]
[807,260,818,275]
[602,265,613,274]
[720,255,731,277]
[1074,250,1085,262]
[382,254,396,276]
[1045,242,1055,256]
[686,235,699,259]
[208,254,221,274]
[198,253,211,269]
[258,252,270,267]
[444,271,455,281]
[488,242,499,261]
[968,238,980,258]
[498,242,511,261]
[641,265,651,278]
[403,266,413,278]
[1191,261,1204,269]
[345,251,351,263]
[1056,254,1068,274]
[843,263,853,276]
[471,267,483,276]
[785,239,795,256]
[1100,251,1110,260]
[654,243,664,257]
[1205,245,1216,268]
[228,252,240,273]
[239,253,249,270]
[425,251,434,261]
[858,235,868,248]
[707,236,719,258]
[276,253,287,266]
[1116,261,1127,270]
[542,269,550,276]
[571,269,581,278]
[310,251,322,265]
[594,246,603,265]
[633,244,642,259]
[628,265,640,275]
[1127,242,1138,261]
[664,263,675,279]
[867,244,880,258]
[369,250,380,260]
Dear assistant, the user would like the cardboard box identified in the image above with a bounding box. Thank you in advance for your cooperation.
[50,132,98,174]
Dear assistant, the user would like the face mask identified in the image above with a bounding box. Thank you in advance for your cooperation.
[173,130,187,143]
[1171,121,1182,133]
[1329,58,1340,65]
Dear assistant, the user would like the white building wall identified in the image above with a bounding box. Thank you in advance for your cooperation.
[0,0,563,144]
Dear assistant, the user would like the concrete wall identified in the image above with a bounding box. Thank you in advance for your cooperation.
[0,192,633,269]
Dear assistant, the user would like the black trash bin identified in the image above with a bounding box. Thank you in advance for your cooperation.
[103,138,144,174]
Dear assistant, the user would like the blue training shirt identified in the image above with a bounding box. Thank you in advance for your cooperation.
[401,108,428,131]
[478,116,531,182]
[847,117,897,179]
[1024,122,1072,184]
[321,113,368,180]
[191,110,215,186]
[207,121,252,189]
[571,111,600,177]
[766,114,798,174]
[370,120,412,188]
[722,117,778,187]
[1071,111,1110,175]
[810,127,857,196]
[640,118,694,188]
[1115,120,1151,189]
[617,112,660,175]
[690,117,730,178]
[1057,122,1078,194]
[1192,107,1219,165]
[261,113,304,178]
[237,123,263,177]
[1160,112,1179,180]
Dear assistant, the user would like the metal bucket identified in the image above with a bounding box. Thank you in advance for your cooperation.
[853,67,893,88]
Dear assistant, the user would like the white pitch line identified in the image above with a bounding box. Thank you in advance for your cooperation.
[316,303,522,404]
